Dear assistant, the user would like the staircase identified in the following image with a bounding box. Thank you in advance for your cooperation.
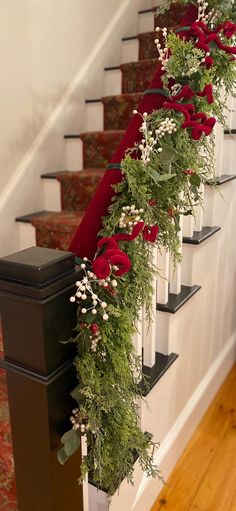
[1,3,236,511]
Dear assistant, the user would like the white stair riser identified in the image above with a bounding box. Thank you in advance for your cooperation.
[138,12,154,33]
[85,102,104,132]
[221,136,234,174]
[42,179,61,211]
[65,138,83,171]
[18,223,36,250]
[121,39,139,64]
[104,69,122,96]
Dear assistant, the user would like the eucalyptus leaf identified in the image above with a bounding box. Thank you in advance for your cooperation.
[57,447,69,465]
[190,173,201,187]
[61,429,80,457]
[71,385,85,403]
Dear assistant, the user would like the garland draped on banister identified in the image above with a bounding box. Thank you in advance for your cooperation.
[58,0,236,497]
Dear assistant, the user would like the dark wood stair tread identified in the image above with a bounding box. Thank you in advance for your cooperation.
[207,174,236,186]
[157,285,201,314]
[141,352,178,396]
[183,226,221,245]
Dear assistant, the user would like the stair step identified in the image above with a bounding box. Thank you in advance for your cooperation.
[183,226,221,245]
[224,129,236,135]
[156,285,201,314]
[31,211,84,251]
[138,31,157,60]
[102,92,143,130]
[79,130,125,168]
[16,211,50,223]
[154,2,188,29]
[207,174,236,186]
[141,352,178,396]
[121,58,159,94]
[58,169,104,211]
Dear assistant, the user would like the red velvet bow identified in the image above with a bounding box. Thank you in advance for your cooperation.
[102,249,131,276]
[182,117,216,140]
[112,222,144,242]
[197,84,214,104]
[163,101,195,122]
[97,237,119,251]
[143,225,159,242]
[92,256,111,279]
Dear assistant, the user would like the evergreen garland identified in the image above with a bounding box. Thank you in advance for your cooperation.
[58,0,236,497]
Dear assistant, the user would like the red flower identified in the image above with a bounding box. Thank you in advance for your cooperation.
[97,237,119,252]
[103,249,131,276]
[112,222,144,242]
[223,21,236,38]
[92,256,111,279]
[143,225,159,243]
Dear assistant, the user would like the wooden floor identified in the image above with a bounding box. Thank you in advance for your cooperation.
[151,365,236,511]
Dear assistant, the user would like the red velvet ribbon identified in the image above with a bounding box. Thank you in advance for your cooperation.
[69,4,199,258]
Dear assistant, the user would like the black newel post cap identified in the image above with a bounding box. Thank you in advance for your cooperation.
[0,246,75,286]
[0,246,79,374]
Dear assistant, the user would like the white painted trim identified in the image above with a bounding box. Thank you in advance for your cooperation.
[132,331,236,508]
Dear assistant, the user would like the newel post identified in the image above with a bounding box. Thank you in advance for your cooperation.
[0,246,83,511]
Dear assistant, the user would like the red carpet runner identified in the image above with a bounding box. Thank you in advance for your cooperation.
[0,335,17,510]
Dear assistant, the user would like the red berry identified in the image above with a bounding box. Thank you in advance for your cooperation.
[90,323,99,334]
[148,199,157,206]
[168,207,174,218]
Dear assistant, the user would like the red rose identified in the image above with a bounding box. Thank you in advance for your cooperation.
[143,225,159,243]
[223,21,236,38]
[92,256,110,279]
[97,237,119,252]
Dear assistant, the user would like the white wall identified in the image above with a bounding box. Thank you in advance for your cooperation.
[0,0,129,194]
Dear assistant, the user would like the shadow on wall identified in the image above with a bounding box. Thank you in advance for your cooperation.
[0,86,66,195]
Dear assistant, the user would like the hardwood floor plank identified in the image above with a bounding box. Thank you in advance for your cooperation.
[151,366,236,511]
[189,412,236,511]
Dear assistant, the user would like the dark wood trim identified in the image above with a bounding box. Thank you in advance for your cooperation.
[183,226,221,245]
[157,285,201,314]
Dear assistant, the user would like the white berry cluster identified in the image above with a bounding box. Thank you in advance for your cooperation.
[197,0,213,23]
[171,83,182,96]
[119,205,144,230]
[155,117,177,138]
[70,408,98,435]
[90,331,101,353]
[133,111,163,164]
[70,259,112,321]
[155,27,169,71]
[70,408,87,433]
